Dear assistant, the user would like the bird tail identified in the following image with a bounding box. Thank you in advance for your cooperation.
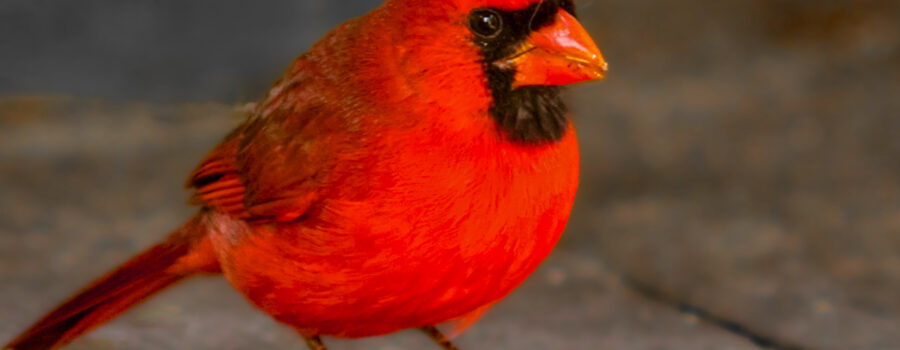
[4,215,219,350]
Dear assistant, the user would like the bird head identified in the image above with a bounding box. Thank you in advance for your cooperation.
[456,0,607,86]
[359,0,608,143]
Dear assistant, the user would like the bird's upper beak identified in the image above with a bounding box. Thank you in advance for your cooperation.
[496,10,607,88]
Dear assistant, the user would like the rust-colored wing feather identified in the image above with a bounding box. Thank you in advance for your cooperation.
[188,127,248,218]
[187,85,345,222]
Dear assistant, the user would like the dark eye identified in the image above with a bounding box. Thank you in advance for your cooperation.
[469,9,503,38]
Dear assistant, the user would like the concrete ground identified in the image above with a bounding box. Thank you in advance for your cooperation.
[2,0,899,349]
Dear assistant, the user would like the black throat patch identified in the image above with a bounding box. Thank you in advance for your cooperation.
[469,0,576,144]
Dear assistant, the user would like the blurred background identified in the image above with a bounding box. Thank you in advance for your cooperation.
[1,0,899,349]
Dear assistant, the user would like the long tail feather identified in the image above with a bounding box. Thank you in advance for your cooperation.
[5,217,217,350]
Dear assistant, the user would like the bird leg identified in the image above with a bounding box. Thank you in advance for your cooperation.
[421,326,460,350]
[304,335,327,350]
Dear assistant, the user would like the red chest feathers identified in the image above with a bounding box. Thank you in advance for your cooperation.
[211,124,580,338]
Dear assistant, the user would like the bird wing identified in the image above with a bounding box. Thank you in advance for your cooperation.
[187,94,345,222]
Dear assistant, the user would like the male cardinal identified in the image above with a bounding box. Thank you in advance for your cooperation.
[5,0,606,349]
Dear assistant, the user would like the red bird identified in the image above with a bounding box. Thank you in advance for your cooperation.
[6,0,606,349]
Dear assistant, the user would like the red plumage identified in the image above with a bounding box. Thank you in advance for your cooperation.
[6,0,605,348]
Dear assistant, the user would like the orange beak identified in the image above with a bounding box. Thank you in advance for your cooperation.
[495,10,607,88]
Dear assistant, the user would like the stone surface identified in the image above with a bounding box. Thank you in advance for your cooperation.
[0,97,764,350]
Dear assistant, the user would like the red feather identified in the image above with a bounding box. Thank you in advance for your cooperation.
[5,217,219,349]
[6,0,606,348]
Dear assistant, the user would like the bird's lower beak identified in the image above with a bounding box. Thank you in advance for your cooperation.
[496,10,607,88]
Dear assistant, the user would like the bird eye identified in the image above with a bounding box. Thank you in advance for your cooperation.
[469,9,503,39]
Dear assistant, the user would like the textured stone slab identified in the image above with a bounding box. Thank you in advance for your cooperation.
[0,97,761,349]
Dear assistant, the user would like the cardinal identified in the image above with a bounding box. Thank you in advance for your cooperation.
[5,0,606,349]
